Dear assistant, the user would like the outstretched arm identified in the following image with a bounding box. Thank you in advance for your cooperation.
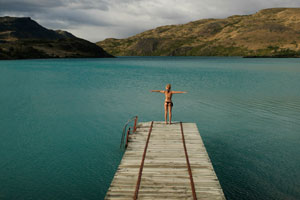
[172,91,187,94]
[151,90,165,93]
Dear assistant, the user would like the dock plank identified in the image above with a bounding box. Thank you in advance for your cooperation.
[105,121,225,200]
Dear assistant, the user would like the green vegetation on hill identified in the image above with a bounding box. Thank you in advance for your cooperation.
[0,17,113,59]
[97,8,300,57]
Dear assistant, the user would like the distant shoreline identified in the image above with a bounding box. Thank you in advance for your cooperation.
[243,55,300,58]
[2,56,300,61]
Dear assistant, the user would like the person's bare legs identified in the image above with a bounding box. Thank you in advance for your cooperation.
[164,103,168,124]
[168,105,172,124]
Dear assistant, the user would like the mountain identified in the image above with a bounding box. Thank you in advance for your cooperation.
[97,8,300,57]
[0,17,113,59]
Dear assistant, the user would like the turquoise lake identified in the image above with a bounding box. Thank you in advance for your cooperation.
[0,57,299,200]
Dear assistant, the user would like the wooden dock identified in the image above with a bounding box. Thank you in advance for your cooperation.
[105,121,226,200]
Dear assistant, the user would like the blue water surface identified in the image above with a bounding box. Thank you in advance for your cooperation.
[0,57,300,200]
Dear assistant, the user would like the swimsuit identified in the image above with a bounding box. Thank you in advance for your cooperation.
[165,101,173,107]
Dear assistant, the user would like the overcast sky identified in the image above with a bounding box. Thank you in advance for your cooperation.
[0,0,300,42]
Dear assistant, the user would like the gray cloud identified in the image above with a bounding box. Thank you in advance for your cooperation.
[1,0,300,42]
[0,0,63,12]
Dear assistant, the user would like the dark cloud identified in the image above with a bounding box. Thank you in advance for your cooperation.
[1,0,300,42]
[0,0,111,28]
[0,0,63,12]
[0,0,109,12]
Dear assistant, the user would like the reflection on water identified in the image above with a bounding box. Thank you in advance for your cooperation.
[0,57,299,200]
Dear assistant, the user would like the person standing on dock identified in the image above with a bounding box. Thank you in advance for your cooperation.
[151,84,187,124]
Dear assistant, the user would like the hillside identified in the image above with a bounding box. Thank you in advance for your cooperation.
[97,8,300,57]
[0,17,113,59]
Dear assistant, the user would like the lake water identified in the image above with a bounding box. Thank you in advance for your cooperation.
[0,57,299,200]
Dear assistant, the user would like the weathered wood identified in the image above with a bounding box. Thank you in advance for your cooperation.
[105,121,226,200]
